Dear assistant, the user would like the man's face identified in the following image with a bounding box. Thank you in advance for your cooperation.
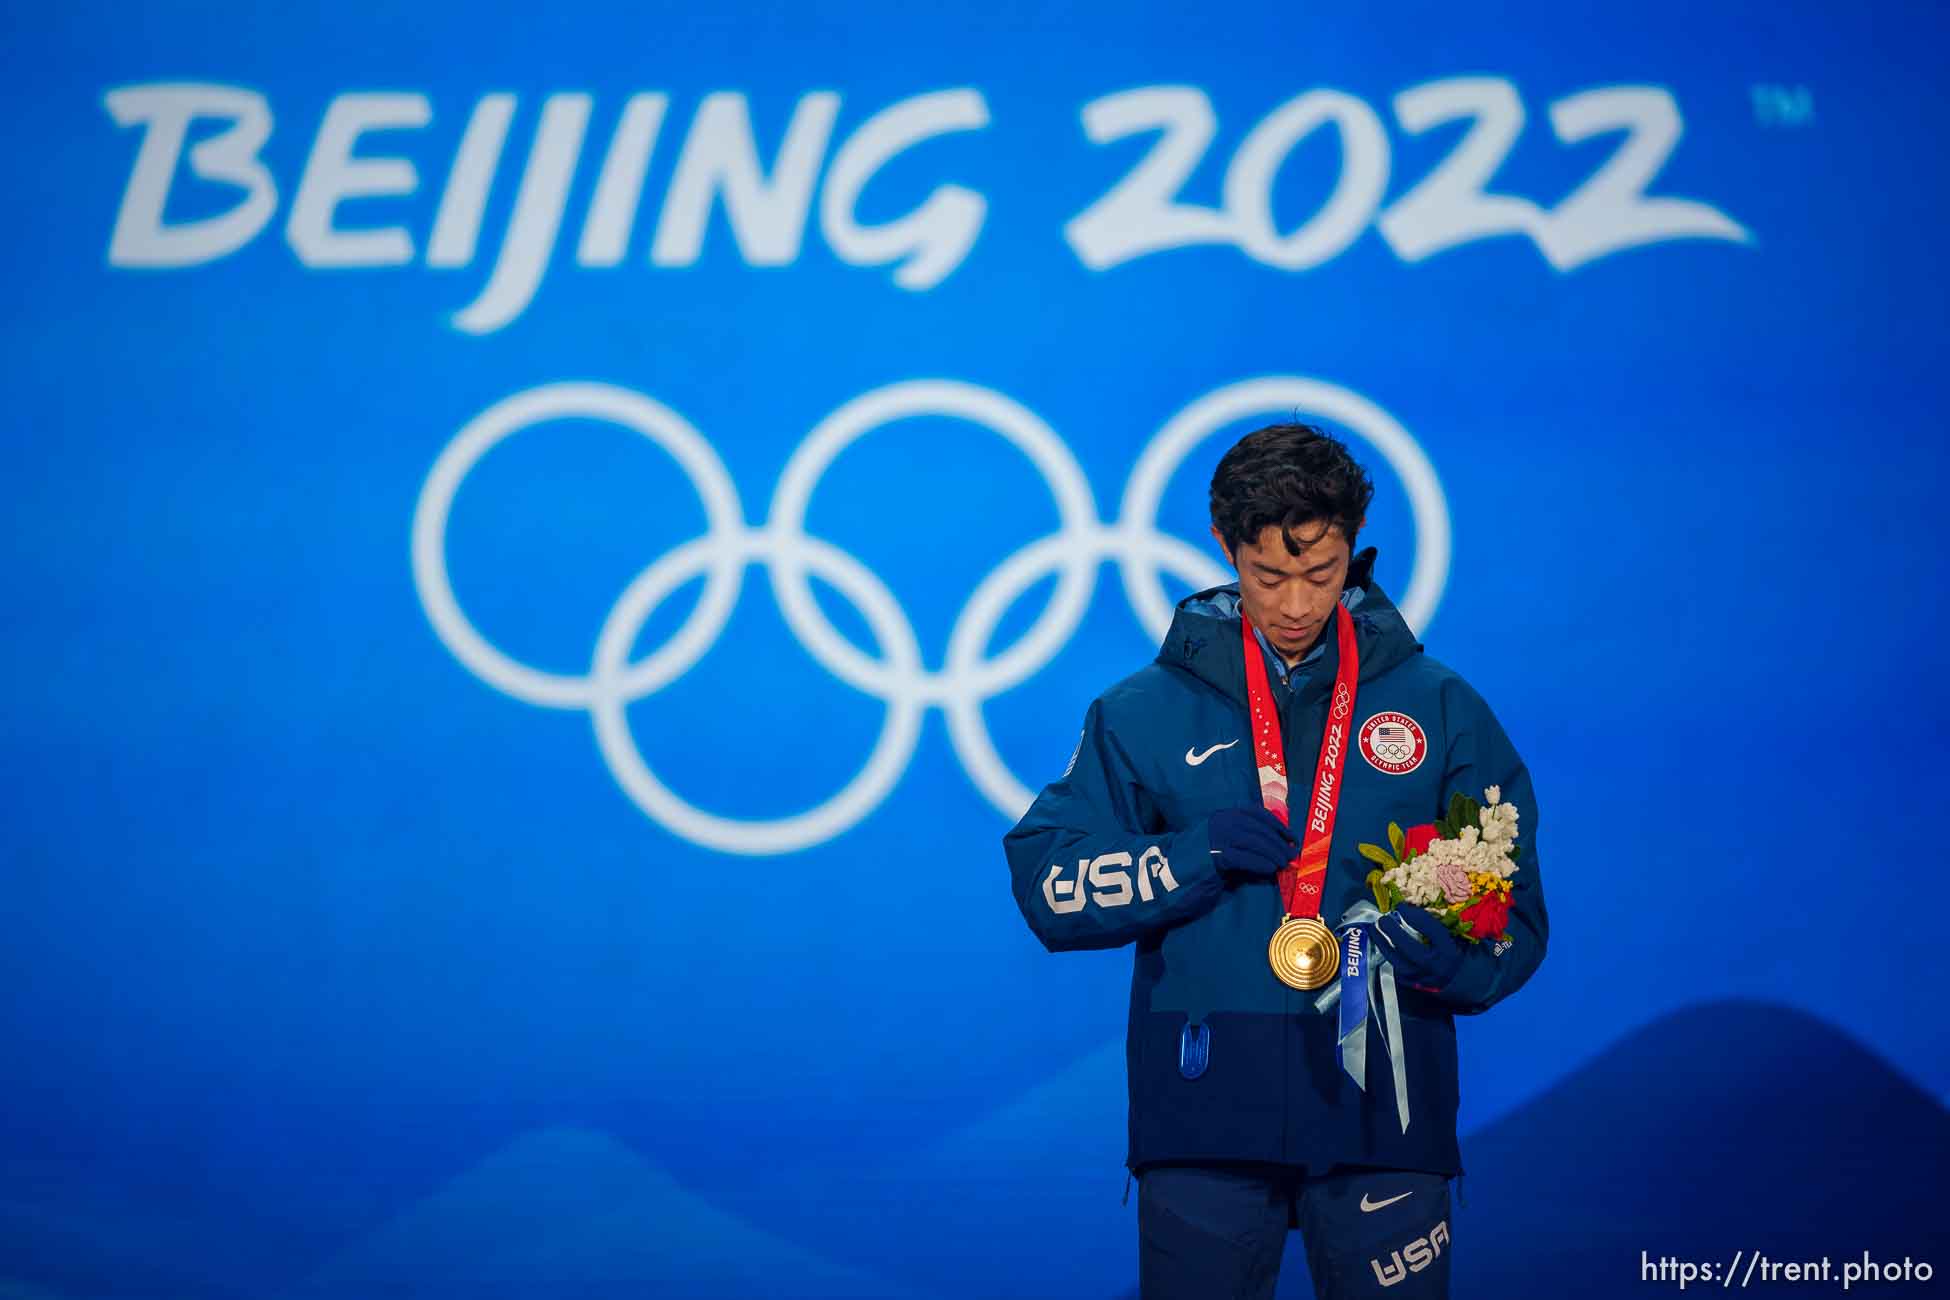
[1210,519,1352,660]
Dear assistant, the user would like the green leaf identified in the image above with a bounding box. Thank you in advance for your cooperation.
[1387,822,1406,860]
[1461,794,1482,830]
[1370,873,1390,911]
[1448,791,1469,829]
[1358,842,1397,869]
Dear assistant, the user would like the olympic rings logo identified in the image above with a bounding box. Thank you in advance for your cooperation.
[411,376,1451,855]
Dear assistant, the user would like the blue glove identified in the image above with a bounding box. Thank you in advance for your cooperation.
[1374,903,1465,992]
[1205,806,1296,881]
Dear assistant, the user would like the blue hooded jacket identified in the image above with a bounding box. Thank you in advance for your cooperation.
[1002,548,1548,1176]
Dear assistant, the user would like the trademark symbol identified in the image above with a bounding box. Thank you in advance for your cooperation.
[1751,84,1815,127]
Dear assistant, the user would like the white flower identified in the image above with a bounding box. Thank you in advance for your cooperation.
[1382,855,1447,907]
[1477,799,1520,851]
[1484,785,1502,806]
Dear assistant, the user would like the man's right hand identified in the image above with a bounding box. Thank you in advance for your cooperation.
[1206,805,1296,880]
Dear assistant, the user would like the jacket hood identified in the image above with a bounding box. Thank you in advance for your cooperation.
[1156,546,1423,703]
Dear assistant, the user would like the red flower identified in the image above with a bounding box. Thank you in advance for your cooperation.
[1457,892,1511,942]
[1403,824,1439,859]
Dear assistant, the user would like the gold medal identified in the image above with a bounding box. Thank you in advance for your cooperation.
[1243,607,1360,995]
[1268,915,1340,990]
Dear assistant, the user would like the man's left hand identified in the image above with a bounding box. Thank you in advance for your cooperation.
[1373,903,1465,993]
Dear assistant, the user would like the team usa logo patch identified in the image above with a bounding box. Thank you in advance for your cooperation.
[1358,712,1428,775]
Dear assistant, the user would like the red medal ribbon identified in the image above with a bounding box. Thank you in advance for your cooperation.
[1241,602,1360,920]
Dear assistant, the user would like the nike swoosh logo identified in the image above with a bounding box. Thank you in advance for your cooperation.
[1359,1191,1413,1213]
[1184,740,1240,766]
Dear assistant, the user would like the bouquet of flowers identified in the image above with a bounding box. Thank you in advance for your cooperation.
[1357,785,1521,944]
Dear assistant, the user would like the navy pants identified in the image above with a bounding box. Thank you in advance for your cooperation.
[1137,1162,1453,1299]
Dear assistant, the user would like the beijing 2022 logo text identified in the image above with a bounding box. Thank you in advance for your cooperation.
[411,376,1451,854]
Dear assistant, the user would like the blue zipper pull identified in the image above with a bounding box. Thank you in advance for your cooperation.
[1178,1021,1211,1079]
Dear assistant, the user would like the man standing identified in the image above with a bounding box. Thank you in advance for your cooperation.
[1002,424,1547,1299]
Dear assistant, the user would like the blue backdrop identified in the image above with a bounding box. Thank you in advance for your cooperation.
[5,2,1947,1297]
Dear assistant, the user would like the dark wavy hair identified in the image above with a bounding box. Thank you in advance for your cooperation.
[1208,422,1375,556]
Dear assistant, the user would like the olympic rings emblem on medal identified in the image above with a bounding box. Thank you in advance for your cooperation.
[411,376,1451,855]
